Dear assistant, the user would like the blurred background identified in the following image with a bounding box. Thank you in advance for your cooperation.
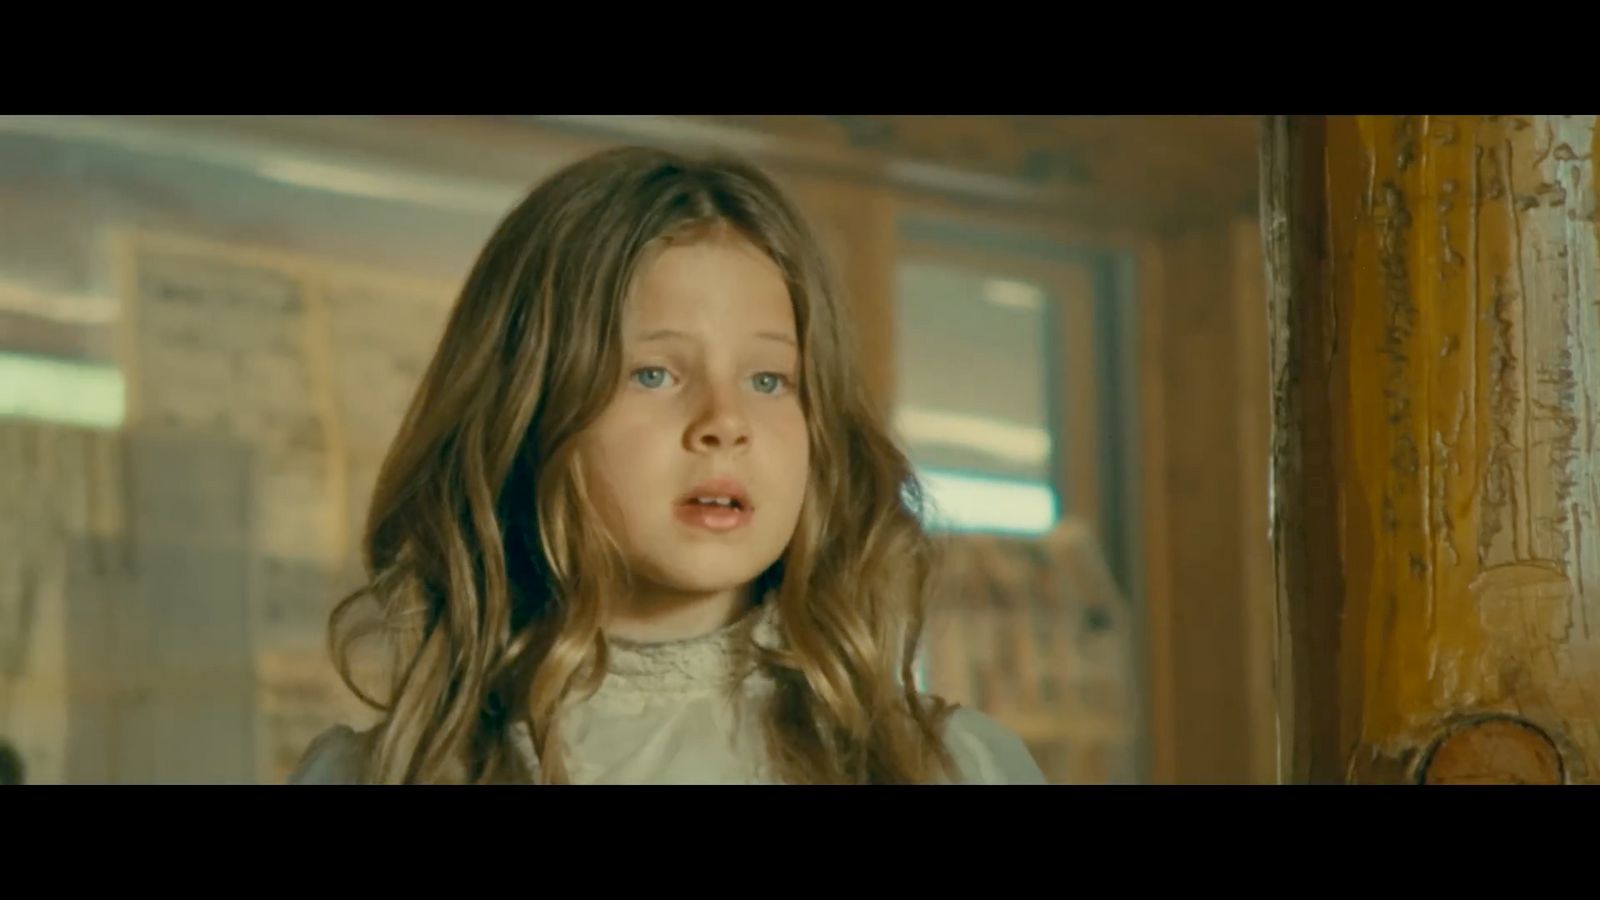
[0,115,1270,784]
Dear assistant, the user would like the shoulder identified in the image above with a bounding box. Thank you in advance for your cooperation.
[288,725,368,785]
[941,706,1048,785]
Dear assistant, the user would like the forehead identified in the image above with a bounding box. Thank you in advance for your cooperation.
[625,232,795,335]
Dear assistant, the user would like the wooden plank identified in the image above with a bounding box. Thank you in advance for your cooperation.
[778,173,899,412]
[1262,115,1346,782]
[1135,237,1177,784]
[1232,215,1279,784]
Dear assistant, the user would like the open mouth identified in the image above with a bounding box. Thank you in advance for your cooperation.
[685,495,746,511]
[676,478,752,511]
[675,480,754,532]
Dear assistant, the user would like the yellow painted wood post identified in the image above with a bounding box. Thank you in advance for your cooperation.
[1266,115,1600,783]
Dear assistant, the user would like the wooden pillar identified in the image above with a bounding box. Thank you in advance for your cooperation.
[1140,215,1277,785]
[1266,115,1600,784]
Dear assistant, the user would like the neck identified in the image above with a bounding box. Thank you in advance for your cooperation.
[605,580,756,644]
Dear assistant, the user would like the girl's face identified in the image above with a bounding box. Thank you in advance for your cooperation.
[580,231,811,602]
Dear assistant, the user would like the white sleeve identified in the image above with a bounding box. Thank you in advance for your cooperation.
[288,725,366,785]
[942,707,1048,785]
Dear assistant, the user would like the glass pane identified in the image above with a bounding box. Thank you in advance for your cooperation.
[895,260,1057,535]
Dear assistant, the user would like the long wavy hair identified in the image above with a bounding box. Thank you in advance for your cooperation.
[328,145,956,783]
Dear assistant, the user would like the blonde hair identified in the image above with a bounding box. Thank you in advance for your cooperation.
[329,146,955,783]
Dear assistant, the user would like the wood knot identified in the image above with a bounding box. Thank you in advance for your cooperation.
[1417,715,1565,785]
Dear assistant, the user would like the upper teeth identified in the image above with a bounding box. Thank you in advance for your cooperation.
[697,496,736,506]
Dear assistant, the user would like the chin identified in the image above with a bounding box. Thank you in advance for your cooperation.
[641,550,776,597]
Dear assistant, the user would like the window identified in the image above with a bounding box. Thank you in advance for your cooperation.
[892,218,1135,594]
[895,261,1057,535]
[895,221,1142,780]
[0,352,124,429]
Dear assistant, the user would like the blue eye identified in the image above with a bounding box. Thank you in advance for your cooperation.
[632,367,672,389]
[751,373,789,395]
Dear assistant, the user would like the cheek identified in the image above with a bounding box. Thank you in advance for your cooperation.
[577,419,639,508]
[574,443,618,524]
[791,422,812,475]
[769,409,812,492]
[585,403,657,470]
[580,408,676,517]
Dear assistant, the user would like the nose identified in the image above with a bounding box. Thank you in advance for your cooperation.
[686,385,751,453]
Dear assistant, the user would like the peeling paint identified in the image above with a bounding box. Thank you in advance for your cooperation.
[1315,116,1600,783]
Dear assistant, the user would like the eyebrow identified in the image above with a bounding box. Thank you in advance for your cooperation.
[635,328,797,347]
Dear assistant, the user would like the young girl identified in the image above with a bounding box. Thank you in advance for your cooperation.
[291,145,1045,785]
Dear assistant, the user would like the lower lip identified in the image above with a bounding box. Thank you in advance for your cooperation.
[675,502,752,532]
